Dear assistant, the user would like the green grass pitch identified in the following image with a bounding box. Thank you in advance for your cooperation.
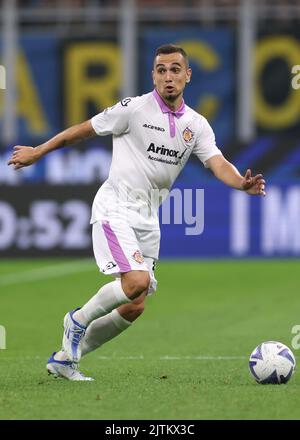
[0,258,300,420]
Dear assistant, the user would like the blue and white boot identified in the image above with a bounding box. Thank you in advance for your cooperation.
[46,352,94,381]
[62,308,86,363]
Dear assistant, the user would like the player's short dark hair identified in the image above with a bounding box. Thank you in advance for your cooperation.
[154,44,189,67]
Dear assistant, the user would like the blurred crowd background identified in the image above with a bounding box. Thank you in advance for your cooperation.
[0,0,300,258]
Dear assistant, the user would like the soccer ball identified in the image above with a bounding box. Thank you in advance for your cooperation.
[249,341,296,384]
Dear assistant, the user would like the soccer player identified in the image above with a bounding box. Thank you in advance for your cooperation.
[8,44,266,381]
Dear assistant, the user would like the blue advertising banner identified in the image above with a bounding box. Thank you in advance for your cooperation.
[0,35,121,147]
[0,34,60,144]
[160,182,300,258]
[140,28,235,145]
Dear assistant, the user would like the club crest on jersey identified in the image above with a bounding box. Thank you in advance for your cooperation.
[132,250,144,264]
[182,127,194,144]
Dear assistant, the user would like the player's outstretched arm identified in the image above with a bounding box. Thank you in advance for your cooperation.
[7,120,95,170]
[206,155,266,196]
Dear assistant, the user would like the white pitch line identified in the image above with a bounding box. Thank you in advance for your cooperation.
[160,355,247,360]
[5,355,299,361]
[0,259,95,286]
[3,355,248,361]
[95,355,248,361]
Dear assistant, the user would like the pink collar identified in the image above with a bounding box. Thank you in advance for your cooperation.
[152,89,185,118]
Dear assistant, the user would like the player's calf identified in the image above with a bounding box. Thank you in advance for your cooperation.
[117,293,146,322]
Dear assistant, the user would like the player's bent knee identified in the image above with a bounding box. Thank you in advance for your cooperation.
[131,293,146,305]
[121,271,150,299]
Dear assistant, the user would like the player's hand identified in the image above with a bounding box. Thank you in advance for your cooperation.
[7,146,40,170]
[241,169,266,196]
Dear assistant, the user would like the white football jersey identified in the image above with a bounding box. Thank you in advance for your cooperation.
[90,90,222,229]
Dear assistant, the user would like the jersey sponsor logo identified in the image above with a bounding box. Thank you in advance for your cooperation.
[120,98,132,107]
[147,142,185,159]
[143,123,165,132]
[103,261,117,272]
[148,155,179,165]
[132,250,144,264]
[183,127,194,143]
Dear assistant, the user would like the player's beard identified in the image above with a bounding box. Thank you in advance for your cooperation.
[164,91,181,102]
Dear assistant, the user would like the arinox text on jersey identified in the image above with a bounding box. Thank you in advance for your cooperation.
[147,142,185,159]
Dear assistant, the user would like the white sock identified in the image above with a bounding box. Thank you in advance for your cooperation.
[81,309,131,356]
[73,280,131,327]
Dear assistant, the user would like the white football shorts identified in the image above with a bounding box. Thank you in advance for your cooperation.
[92,220,160,295]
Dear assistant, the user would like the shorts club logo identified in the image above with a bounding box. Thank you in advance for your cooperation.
[132,250,144,264]
[183,127,194,144]
[103,261,117,272]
